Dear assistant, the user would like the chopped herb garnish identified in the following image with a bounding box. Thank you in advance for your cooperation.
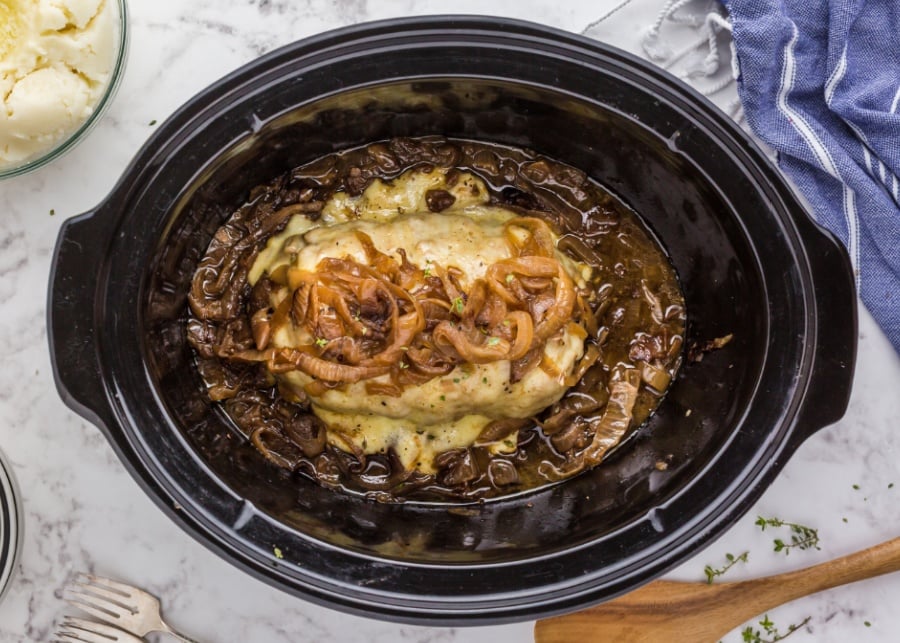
[315,338,328,347]
[741,615,810,642]
[505,273,514,284]
[889,483,895,489]
[49,209,56,216]
[439,395,446,401]
[423,266,432,278]
[864,621,871,627]
[453,378,460,383]
[482,377,488,384]
[149,119,157,126]
[486,337,500,346]
[398,362,408,369]
[703,551,748,584]
[852,484,860,490]
[755,516,820,554]
[453,297,464,314]
[273,546,283,559]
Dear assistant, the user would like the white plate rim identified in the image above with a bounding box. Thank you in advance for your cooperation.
[0,449,21,604]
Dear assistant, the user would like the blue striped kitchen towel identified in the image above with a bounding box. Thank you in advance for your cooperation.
[723,0,900,352]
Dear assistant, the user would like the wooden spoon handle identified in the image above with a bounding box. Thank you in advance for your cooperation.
[733,536,900,614]
[535,537,900,643]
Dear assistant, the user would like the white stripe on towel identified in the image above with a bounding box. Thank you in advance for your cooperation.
[890,86,900,114]
[862,144,873,174]
[777,24,860,283]
[846,120,900,208]
[888,87,900,200]
[824,46,847,105]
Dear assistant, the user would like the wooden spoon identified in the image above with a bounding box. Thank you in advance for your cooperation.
[535,537,900,643]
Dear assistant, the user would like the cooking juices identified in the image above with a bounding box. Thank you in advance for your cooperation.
[187,137,685,501]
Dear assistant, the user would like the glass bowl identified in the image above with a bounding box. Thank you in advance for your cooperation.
[0,0,129,180]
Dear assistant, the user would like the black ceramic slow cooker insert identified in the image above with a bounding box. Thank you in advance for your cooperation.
[48,17,857,625]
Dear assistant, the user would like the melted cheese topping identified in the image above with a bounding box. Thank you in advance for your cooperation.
[250,168,590,472]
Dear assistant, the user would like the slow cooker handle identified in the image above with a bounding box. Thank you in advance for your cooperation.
[790,225,858,448]
[48,207,117,434]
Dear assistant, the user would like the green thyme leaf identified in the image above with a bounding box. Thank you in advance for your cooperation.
[755,516,820,555]
[740,615,810,642]
[703,550,748,584]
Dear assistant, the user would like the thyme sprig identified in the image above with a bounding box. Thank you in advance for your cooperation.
[755,516,820,555]
[741,614,811,642]
[704,551,749,584]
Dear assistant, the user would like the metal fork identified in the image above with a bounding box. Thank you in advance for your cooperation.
[64,573,199,642]
[54,615,145,642]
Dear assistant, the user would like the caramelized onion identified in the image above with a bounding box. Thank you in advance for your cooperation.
[476,418,530,444]
[541,368,640,480]
[244,216,582,392]
[432,321,510,363]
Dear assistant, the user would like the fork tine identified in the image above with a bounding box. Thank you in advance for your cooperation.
[54,630,133,643]
[70,580,139,612]
[54,632,96,643]
[55,628,111,642]
[53,635,94,642]
[56,615,143,642]
[62,616,129,637]
[76,573,141,597]
[65,594,123,624]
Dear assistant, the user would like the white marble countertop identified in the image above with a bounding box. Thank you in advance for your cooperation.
[1,1,899,641]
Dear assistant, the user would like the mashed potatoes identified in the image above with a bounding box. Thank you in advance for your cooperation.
[251,168,591,471]
[0,0,117,168]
